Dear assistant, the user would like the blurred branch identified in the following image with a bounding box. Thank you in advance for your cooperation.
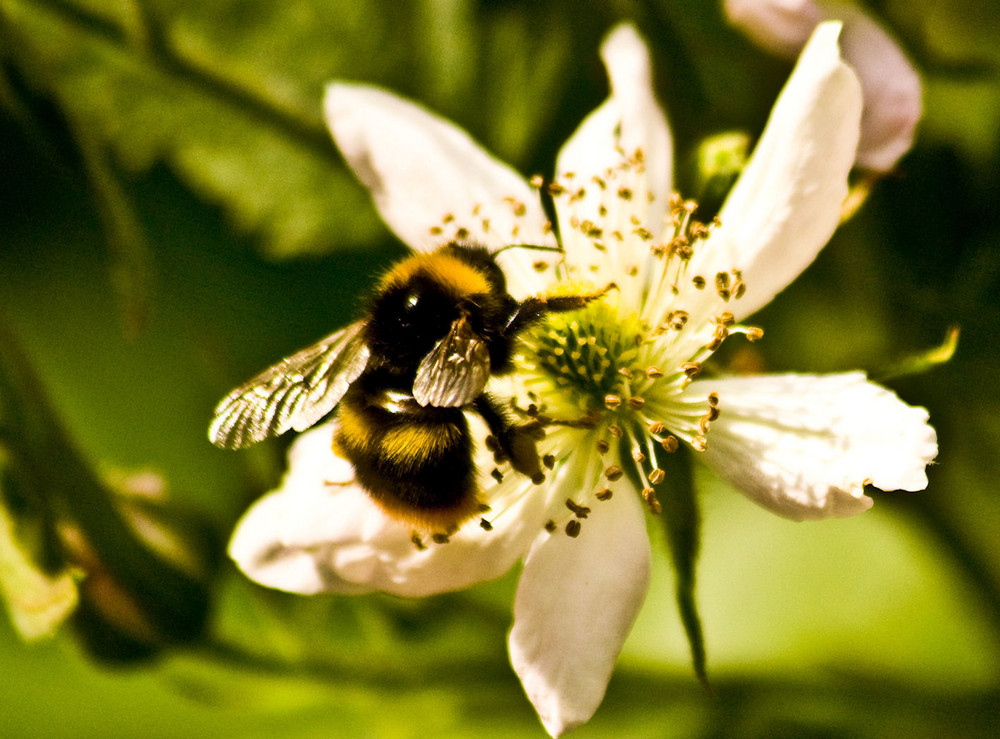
[0,313,212,656]
[72,116,154,337]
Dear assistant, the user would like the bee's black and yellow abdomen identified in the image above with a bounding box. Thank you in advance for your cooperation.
[334,386,480,529]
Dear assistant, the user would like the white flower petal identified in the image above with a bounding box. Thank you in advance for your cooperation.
[725,1,921,173]
[554,24,672,275]
[689,372,937,520]
[508,486,651,737]
[228,423,547,597]
[698,21,861,320]
[324,82,552,297]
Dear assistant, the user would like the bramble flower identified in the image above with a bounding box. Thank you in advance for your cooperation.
[724,0,923,173]
[229,21,937,736]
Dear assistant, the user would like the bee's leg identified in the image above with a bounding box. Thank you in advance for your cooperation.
[505,282,617,335]
[474,394,546,484]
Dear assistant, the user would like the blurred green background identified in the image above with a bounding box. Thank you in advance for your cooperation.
[2,0,999,736]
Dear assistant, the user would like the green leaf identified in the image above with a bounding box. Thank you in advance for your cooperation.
[0,473,79,642]
[1,0,383,259]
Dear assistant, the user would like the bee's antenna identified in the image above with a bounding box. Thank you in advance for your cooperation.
[492,243,565,257]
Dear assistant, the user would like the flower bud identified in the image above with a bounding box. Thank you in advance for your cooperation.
[725,0,922,172]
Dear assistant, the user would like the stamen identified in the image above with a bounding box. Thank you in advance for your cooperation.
[643,487,662,514]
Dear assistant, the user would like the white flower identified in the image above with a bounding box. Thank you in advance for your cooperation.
[724,0,923,173]
[228,21,937,737]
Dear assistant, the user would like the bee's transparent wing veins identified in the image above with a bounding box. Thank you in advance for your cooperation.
[413,316,491,408]
[209,321,370,448]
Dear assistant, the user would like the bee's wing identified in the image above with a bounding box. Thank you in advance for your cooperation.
[209,320,370,449]
[413,316,490,408]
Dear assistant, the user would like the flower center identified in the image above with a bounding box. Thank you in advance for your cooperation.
[520,302,648,415]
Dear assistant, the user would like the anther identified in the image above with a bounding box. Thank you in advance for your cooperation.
[604,465,624,481]
[432,532,451,544]
[682,362,702,378]
[595,488,613,501]
[533,260,549,272]
[480,518,493,531]
[648,421,665,434]
[411,533,426,550]
[646,366,663,379]
[649,468,665,485]
[643,488,662,514]
[565,499,591,519]
[531,472,546,485]
[708,392,719,406]
[627,396,645,410]
[706,326,728,351]
[661,435,679,453]
[491,468,504,484]
[617,367,633,379]
[543,454,555,469]
[566,520,582,538]
[530,174,545,188]
[692,435,708,451]
[667,311,689,330]
[608,424,624,438]
[604,394,622,410]
[692,275,706,289]
[632,449,647,463]
[596,439,610,454]
[746,327,764,342]
[545,520,557,533]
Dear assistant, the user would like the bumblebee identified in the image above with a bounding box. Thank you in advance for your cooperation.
[209,243,610,530]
